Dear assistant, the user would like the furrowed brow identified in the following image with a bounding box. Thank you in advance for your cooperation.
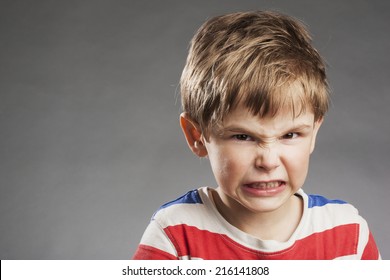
[285,124,313,132]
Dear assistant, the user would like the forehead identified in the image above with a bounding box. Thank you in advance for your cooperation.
[219,103,315,133]
[202,79,322,138]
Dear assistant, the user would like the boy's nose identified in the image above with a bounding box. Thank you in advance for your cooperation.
[255,145,281,172]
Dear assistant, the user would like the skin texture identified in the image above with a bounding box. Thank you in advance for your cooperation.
[180,104,323,241]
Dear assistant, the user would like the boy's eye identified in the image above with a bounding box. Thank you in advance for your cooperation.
[282,132,298,139]
[234,134,252,141]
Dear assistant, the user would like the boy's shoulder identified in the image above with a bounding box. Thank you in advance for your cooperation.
[154,189,203,213]
[306,193,348,208]
[300,190,364,227]
[151,187,211,225]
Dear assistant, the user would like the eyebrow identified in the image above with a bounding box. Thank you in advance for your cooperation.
[220,123,313,137]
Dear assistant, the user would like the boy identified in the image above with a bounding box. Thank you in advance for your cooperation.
[133,11,380,259]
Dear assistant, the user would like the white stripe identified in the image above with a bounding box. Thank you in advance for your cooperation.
[139,220,177,257]
[299,203,363,239]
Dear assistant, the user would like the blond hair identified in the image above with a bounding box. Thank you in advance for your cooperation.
[180,11,329,138]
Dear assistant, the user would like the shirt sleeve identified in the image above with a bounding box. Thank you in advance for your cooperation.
[132,220,179,260]
[356,217,380,260]
[360,230,381,260]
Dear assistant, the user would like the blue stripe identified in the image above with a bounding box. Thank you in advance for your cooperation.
[152,190,202,220]
[308,194,347,208]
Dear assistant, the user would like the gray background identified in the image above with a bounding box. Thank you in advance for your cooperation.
[0,0,389,259]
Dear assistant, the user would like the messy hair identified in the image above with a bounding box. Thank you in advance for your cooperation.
[180,11,329,138]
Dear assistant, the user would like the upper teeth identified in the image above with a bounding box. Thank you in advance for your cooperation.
[251,182,280,189]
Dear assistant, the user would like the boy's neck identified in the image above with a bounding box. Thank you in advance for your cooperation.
[211,188,303,242]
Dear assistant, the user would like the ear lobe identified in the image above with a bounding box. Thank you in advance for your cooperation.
[310,117,323,154]
[180,113,208,157]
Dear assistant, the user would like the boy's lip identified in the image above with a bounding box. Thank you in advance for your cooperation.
[241,180,287,196]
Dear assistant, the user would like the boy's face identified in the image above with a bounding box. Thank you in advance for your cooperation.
[181,104,322,216]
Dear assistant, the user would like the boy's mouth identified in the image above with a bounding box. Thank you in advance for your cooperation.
[244,181,285,189]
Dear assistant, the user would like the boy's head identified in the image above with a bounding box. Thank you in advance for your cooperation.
[180,11,329,140]
[179,11,330,229]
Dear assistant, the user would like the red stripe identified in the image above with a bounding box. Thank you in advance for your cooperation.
[132,244,178,260]
[293,223,359,259]
[163,223,359,259]
[361,231,379,260]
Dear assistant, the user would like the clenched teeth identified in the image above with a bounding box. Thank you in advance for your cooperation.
[247,181,283,189]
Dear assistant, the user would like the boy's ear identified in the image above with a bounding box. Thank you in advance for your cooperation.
[180,113,208,157]
[310,117,324,154]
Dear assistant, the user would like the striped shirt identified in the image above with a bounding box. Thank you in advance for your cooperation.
[133,187,380,260]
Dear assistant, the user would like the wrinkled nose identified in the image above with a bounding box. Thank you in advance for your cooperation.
[255,144,281,172]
